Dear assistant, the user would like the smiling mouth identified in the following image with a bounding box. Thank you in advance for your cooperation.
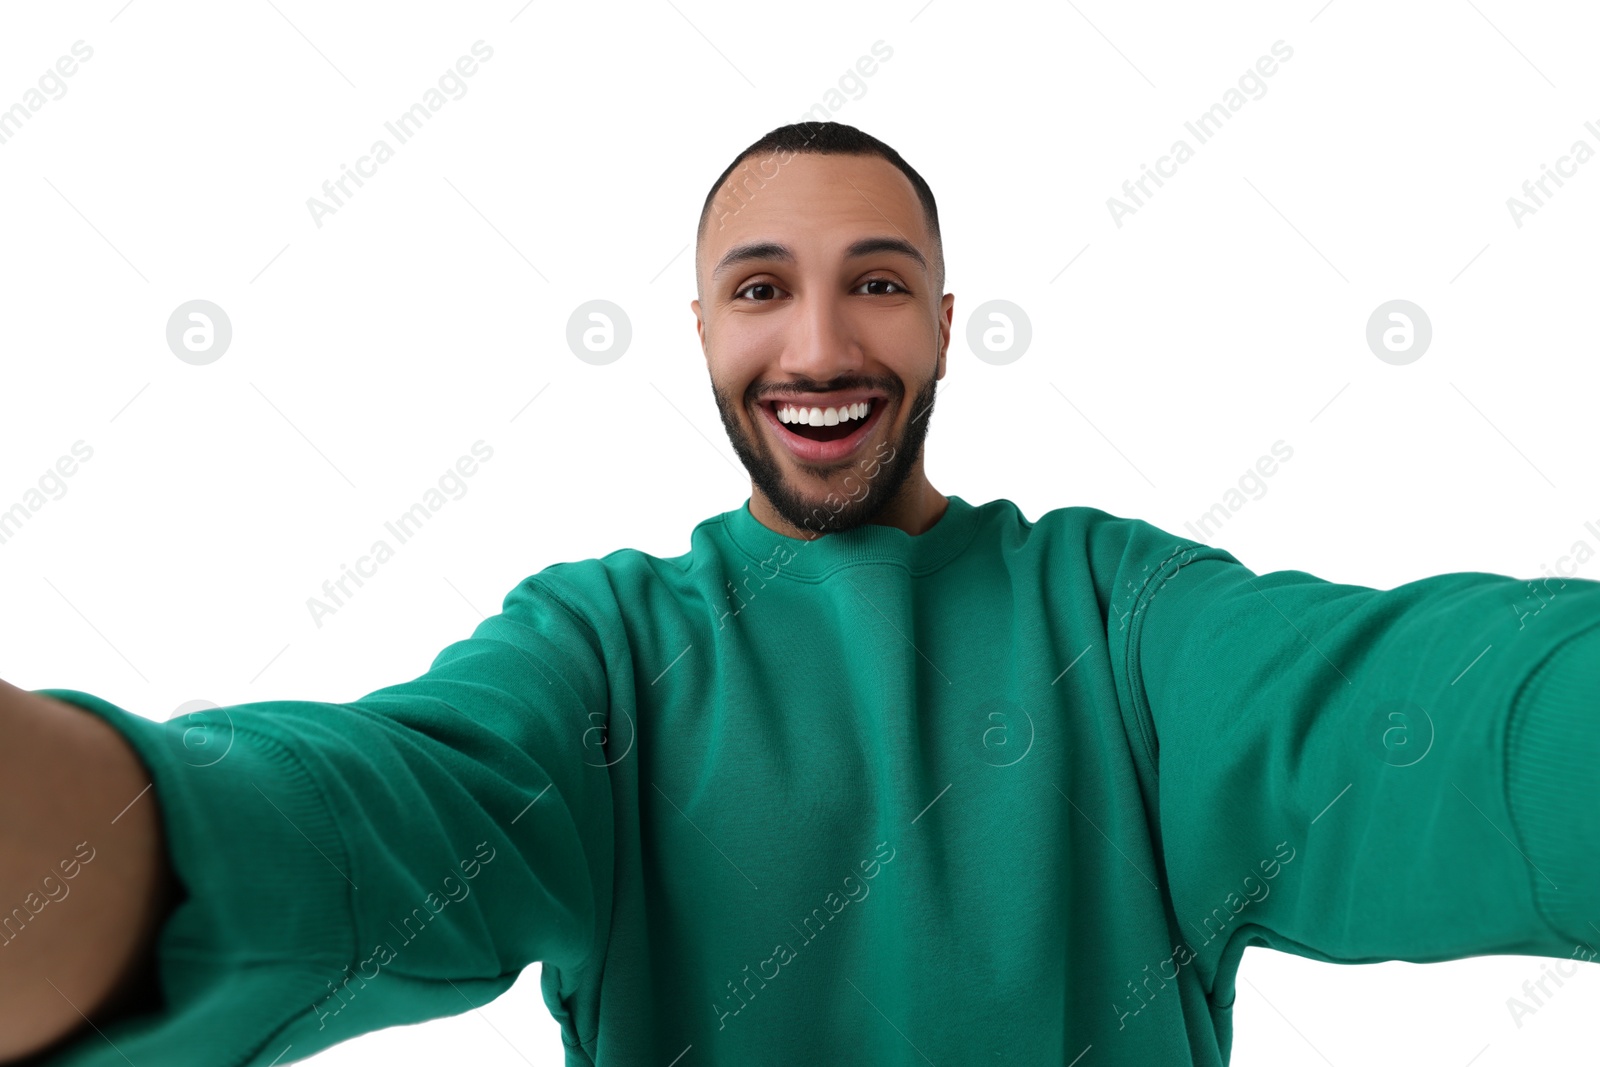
[753,391,891,465]
[769,398,877,441]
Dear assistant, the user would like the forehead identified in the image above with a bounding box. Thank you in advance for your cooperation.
[699,152,929,278]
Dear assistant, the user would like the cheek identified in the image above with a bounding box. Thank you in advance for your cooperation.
[708,365,758,419]
[710,353,766,407]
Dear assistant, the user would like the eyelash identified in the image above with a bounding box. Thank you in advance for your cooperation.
[734,277,907,301]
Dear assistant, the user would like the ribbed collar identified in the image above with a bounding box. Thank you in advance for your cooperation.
[715,494,981,581]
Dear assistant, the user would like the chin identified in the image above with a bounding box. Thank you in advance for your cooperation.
[772,489,883,536]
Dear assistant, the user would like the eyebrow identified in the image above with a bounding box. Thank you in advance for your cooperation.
[710,236,928,283]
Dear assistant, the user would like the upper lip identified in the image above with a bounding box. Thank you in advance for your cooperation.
[762,390,887,412]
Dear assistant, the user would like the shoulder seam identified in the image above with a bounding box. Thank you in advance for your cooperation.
[515,572,615,988]
[1122,540,1237,771]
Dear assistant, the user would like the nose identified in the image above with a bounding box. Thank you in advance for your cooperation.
[777,287,865,384]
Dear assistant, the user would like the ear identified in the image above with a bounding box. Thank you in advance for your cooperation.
[690,298,708,360]
[935,292,954,381]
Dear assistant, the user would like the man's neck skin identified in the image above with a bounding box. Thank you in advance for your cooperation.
[747,463,949,539]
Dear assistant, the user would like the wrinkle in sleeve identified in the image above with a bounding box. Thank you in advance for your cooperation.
[30,575,615,1067]
[1127,539,1600,1008]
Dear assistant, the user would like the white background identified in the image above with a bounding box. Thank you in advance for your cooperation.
[3,0,1599,1063]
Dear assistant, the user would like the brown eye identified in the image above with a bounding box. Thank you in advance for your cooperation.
[735,282,780,301]
[858,278,905,295]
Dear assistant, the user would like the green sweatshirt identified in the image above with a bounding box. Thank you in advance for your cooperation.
[28,494,1600,1065]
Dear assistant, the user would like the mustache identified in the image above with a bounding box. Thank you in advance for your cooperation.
[751,377,902,403]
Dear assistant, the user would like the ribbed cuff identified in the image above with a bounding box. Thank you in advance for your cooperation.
[32,689,354,1067]
[1504,625,1600,946]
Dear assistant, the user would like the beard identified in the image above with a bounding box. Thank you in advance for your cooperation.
[709,364,940,536]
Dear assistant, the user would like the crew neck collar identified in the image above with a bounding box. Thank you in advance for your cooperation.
[717,494,980,580]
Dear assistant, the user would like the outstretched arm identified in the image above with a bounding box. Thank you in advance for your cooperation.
[1109,524,1600,1015]
[0,681,178,1061]
[5,573,616,1066]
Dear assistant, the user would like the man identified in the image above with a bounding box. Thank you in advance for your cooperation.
[3,121,1597,1066]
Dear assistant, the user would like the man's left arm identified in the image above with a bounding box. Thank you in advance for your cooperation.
[1126,540,1600,1008]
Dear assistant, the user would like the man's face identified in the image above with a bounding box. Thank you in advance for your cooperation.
[691,152,953,536]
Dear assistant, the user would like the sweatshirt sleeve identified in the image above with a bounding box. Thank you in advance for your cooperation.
[1120,524,1600,1011]
[28,573,615,1067]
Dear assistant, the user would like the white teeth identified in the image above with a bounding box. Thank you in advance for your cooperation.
[777,399,873,426]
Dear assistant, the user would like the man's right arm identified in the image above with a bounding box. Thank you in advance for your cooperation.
[0,573,617,1066]
[0,680,177,1061]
